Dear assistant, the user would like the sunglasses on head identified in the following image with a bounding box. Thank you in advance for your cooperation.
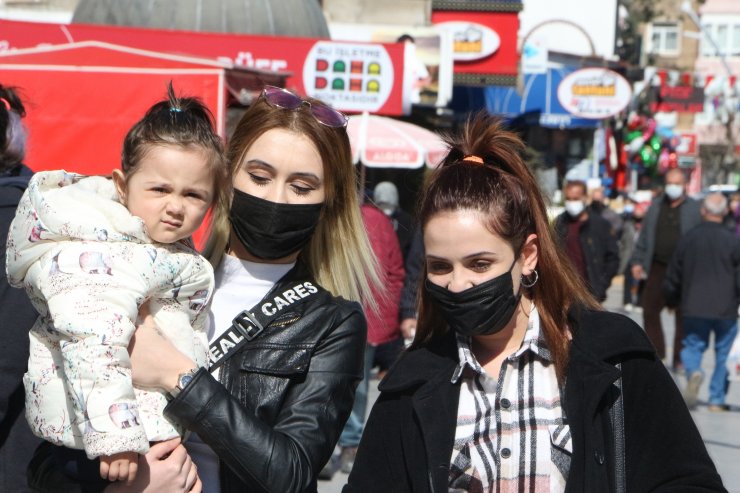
[261,85,348,128]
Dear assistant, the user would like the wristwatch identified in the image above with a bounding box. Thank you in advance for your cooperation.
[166,368,199,401]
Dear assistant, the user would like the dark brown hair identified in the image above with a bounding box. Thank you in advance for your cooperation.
[121,82,229,242]
[0,84,27,172]
[413,113,599,379]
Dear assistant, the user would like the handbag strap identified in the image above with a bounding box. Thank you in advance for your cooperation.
[207,264,326,373]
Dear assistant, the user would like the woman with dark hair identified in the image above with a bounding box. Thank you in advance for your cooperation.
[345,114,725,492]
[0,84,43,493]
[28,86,378,493]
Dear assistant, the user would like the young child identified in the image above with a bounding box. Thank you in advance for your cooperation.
[5,84,230,485]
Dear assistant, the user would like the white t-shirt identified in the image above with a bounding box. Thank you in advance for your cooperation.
[186,253,295,493]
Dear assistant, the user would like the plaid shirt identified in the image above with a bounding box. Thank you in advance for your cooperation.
[448,307,571,493]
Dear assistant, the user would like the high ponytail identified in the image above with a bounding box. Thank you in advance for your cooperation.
[413,112,598,380]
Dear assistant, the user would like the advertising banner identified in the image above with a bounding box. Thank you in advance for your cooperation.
[0,18,408,115]
[648,85,705,113]
[329,23,453,109]
[557,68,632,119]
[431,10,519,86]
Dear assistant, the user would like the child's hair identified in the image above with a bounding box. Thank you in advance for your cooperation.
[121,82,230,236]
[0,84,27,173]
[413,112,599,380]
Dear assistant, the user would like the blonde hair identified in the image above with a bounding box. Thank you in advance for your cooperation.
[204,95,380,306]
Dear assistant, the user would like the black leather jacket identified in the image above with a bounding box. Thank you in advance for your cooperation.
[165,273,366,493]
[27,266,366,493]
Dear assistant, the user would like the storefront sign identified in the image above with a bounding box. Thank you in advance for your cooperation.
[431,10,519,86]
[303,41,395,113]
[0,18,408,115]
[434,21,500,61]
[557,68,632,119]
[326,24,453,109]
[676,133,697,155]
[648,85,704,113]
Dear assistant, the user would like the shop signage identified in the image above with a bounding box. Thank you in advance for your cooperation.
[557,68,632,119]
[0,18,408,115]
[431,10,519,86]
[648,85,704,113]
[303,41,395,113]
[434,21,500,61]
[676,133,697,155]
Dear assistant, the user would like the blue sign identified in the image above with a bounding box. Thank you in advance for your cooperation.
[484,65,599,129]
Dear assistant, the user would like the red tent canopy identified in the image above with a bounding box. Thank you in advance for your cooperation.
[0,40,228,175]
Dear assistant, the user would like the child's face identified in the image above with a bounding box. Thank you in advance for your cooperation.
[114,144,215,244]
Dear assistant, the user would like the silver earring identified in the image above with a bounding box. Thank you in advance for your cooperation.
[521,270,538,288]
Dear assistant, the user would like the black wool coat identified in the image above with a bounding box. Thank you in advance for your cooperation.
[345,309,725,493]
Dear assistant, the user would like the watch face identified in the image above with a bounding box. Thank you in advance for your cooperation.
[179,374,194,389]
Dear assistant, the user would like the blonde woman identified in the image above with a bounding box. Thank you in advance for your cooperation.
[29,86,378,493]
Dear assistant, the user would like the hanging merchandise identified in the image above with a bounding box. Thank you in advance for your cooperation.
[621,111,680,178]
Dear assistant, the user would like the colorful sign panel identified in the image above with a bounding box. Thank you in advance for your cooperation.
[557,68,632,119]
[0,18,408,115]
[648,85,705,113]
[303,41,395,112]
[431,10,519,86]
[328,23,453,109]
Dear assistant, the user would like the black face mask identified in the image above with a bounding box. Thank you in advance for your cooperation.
[424,260,521,337]
[229,189,323,260]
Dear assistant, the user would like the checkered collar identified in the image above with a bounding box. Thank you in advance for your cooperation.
[451,305,552,383]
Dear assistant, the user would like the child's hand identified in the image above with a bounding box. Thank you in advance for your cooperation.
[100,451,139,484]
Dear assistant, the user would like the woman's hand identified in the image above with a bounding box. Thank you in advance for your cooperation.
[129,304,198,392]
[104,438,201,493]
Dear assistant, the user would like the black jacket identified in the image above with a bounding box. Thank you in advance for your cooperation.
[663,221,740,319]
[0,166,41,493]
[164,266,367,493]
[345,309,725,493]
[26,264,366,493]
[554,212,620,301]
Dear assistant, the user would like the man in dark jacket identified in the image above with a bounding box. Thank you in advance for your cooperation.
[554,181,620,302]
[663,192,740,411]
[0,85,41,493]
[630,168,702,369]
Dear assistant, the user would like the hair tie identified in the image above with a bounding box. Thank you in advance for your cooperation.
[170,107,183,113]
[462,155,484,165]
[0,98,10,111]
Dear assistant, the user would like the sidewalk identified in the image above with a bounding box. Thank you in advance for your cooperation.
[318,277,740,492]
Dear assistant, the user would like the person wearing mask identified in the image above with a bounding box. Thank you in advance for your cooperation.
[0,84,41,493]
[630,169,701,370]
[344,114,725,492]
[554,180,620,302]
[663,192,740,412]
[373,181,415,260]
[27,85,378,493]
[589,186,624,239]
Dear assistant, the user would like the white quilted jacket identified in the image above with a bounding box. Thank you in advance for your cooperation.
[5,170,213,458]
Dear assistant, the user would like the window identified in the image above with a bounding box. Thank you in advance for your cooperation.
[649,23,680,56]
[700,21,740,57]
